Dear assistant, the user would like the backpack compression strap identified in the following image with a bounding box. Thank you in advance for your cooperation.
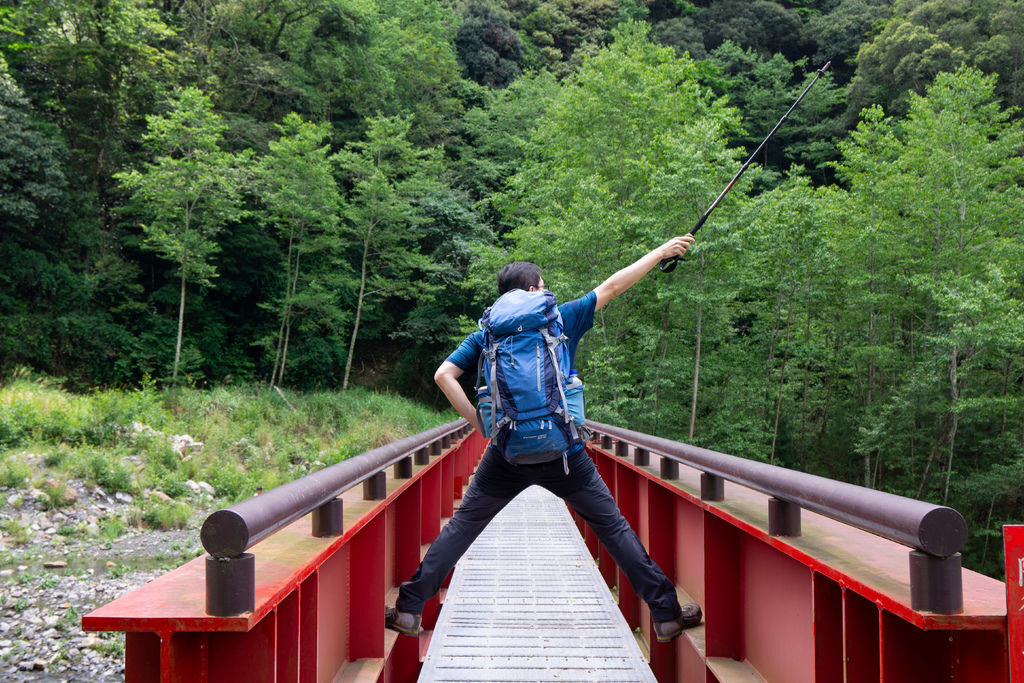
[540,329,579,443]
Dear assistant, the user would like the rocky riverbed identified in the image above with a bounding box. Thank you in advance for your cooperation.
[0,475,211,682]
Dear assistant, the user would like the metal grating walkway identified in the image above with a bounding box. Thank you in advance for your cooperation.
[418,485,656,682]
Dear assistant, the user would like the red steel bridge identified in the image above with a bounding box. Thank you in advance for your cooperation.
[83,420,1023,682]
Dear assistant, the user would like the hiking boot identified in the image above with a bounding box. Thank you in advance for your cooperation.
[385,606,421,637]
[653,602,702,643]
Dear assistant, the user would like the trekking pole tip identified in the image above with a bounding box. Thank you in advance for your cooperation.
[818,61,832,75]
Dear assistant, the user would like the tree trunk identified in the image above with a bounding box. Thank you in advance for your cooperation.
[343,226,373,391]
[916,412,951,498]
[689,302,702,441]
[981,493,998,567]
[688,252,704,441]
[270,232,295,387]
[277,250,302,386]
[769,350,788,465]
[1000,357,1011,439]
[943,347,960,505]
[800,315,811,457]
[172,271,186,385]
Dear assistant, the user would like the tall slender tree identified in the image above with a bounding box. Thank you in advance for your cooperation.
[257,113,345,388]
[116,88,248,384]
[334,115,441,391]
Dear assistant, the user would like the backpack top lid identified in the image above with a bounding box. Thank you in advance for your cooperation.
[481,288,559,337]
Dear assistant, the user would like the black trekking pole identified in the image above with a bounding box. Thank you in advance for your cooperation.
[659,60,831,273]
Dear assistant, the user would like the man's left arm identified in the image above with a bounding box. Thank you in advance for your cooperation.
[592,235,695,311]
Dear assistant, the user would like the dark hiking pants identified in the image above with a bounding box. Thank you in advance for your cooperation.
[395,446,683,623]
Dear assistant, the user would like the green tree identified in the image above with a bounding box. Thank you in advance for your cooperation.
[707,42,844,183]
[257,113,346,388]
[334,115,442,390]
[834,66,1024,505]
[0,54,67,238]
[845,0,1024,123]
[693,0,803,59]
[455,0,523,88]
[801,0,893,81]
[893,66,1024,502]
[3,0,175,210]
[116,88,248,384]
[505,22,743,435]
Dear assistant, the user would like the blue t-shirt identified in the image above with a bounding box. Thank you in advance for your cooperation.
[446,290,597,373]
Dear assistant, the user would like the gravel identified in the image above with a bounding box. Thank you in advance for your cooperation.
[0,478,211,682]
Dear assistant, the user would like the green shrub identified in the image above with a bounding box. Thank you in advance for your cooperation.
[86,454,134,492]
[206,466,255,502]
[140,501,192,530]
[0,519,29,545]
[0,457,31,489]
[98,516,126,540]
[41,479,76,509]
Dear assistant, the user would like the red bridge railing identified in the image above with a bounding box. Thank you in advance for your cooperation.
[83,419,483,682]
[583,421,1013,682]
[83,419,1018,682]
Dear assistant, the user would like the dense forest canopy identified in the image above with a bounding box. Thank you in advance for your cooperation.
[2,0,1024,577]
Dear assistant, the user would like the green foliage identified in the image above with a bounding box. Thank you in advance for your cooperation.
[334,114,444,390]
[0,456,30,488]
[845,0,1024,123]
[693,0,802,58]
[505,21,744,435]
[98,516,126,541]
[0,54,67,233]
[455,1,523,88]
[140,501,192,530]
[706,42,845,183]
[82,453,135,493]
[256,112,348,387]
[0,518,29,545]
[116,87,250,384]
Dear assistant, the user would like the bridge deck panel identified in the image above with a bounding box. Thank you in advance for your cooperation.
[418,486,656,683]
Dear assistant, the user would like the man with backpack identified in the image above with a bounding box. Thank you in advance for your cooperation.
[386,234,701,644]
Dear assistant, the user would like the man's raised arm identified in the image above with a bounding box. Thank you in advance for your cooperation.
[592,235,695,311]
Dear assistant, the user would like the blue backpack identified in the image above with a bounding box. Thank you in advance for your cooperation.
[475,289,585,471]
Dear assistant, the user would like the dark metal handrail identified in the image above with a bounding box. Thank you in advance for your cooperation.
[201,419,467,558]
[587,420,967,557]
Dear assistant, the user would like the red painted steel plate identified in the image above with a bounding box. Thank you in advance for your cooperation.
[1004,525,1024,679]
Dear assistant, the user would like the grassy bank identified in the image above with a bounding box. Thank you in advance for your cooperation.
[0,372,453,526]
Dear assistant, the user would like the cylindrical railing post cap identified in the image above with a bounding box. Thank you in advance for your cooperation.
[363,470,387,501]
[201,509,250,559]
[701,472,724,501]
[206,553,255,616]
[395,456,413,479]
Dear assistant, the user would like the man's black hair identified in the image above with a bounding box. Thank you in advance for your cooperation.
[496,261,542,295]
